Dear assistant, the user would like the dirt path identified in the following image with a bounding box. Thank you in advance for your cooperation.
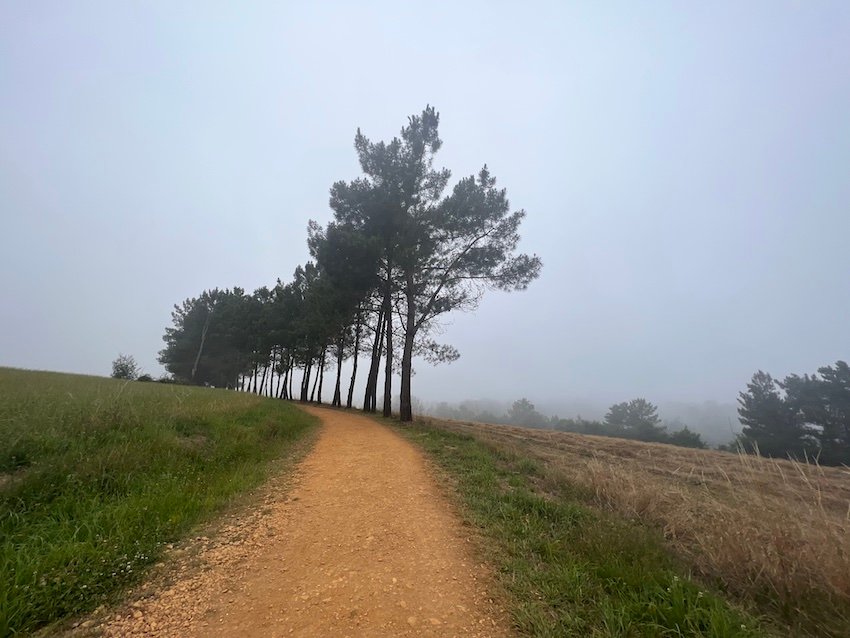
[92,406,509,637]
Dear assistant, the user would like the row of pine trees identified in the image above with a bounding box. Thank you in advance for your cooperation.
[158,107,540,421]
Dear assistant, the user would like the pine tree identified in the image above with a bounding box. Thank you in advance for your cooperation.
[327,106,541,421]
[737,371,811,458]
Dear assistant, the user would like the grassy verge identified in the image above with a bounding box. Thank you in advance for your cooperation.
[0,368,317,637]
[391,419,771,637]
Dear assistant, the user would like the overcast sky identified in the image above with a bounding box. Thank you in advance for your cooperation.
[2,1,848,409]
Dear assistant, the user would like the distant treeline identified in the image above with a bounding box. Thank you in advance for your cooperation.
[432,397,707,449]
[430,361,850,465]
[736,360,850,465]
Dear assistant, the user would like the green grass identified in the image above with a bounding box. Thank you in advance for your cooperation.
[393,421,772,637]
[0,368,317,637]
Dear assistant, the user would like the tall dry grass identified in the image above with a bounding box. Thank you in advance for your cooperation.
[419,416,850,635]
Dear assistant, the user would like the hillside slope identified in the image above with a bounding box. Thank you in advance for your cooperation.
[0,368,317,636]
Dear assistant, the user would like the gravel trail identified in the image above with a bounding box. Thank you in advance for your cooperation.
[89,405,509,637]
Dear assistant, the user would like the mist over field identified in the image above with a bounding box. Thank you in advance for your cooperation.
[2,2,848,437]
[421,397,740,445]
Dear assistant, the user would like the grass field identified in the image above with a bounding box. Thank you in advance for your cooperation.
[0,368,317,637]
[405,415,850,637]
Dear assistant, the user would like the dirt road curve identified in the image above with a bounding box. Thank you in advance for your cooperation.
[93,406,509,637]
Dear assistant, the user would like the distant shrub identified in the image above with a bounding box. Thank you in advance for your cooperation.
[666,426,707,449]
[111,354,139,380]
[137,374,154,382]
[553,415,707,449]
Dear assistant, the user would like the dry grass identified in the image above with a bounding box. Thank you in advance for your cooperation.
[417,415,850,635]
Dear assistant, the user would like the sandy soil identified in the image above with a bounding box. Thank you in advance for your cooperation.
[84,406,509,637]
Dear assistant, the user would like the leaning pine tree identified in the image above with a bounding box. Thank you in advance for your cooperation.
[326,106,541,421]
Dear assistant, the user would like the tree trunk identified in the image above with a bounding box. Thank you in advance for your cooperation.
[269,350,277,397]
[301,357,311,402]
[289,359,294,400]
[400,273,416,422]
[191,305,214,383]
[311,348,323,402]
[275,349,283,399]
[332,334,344,407]
[382,277,393,418]
[316,347,327,404]
[259,360,269,396]
[347,308,362,408]
[363,307,384,412]
[251,362,259,394]
[280,353,290,399]
[267,352,274,397]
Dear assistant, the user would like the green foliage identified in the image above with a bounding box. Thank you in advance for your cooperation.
[604,398,667,442]
[507,398,548,428]
[159,106,541,417]
[396,422,765,636]
[0,368,317,636]
[110,354,139,380]
[738,361,850,464]
[324,106,541,420]
[157,260,366,403]
[737,371,805,457]
[665,426,707,449]
[558,416,707,449]
[434,399,707,449]
[158,287,256,387]
[548,400,707,448]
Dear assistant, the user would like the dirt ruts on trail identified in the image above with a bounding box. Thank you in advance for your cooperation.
[85,406,510,637]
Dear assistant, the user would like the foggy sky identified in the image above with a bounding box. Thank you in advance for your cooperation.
[2,1,848,412]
